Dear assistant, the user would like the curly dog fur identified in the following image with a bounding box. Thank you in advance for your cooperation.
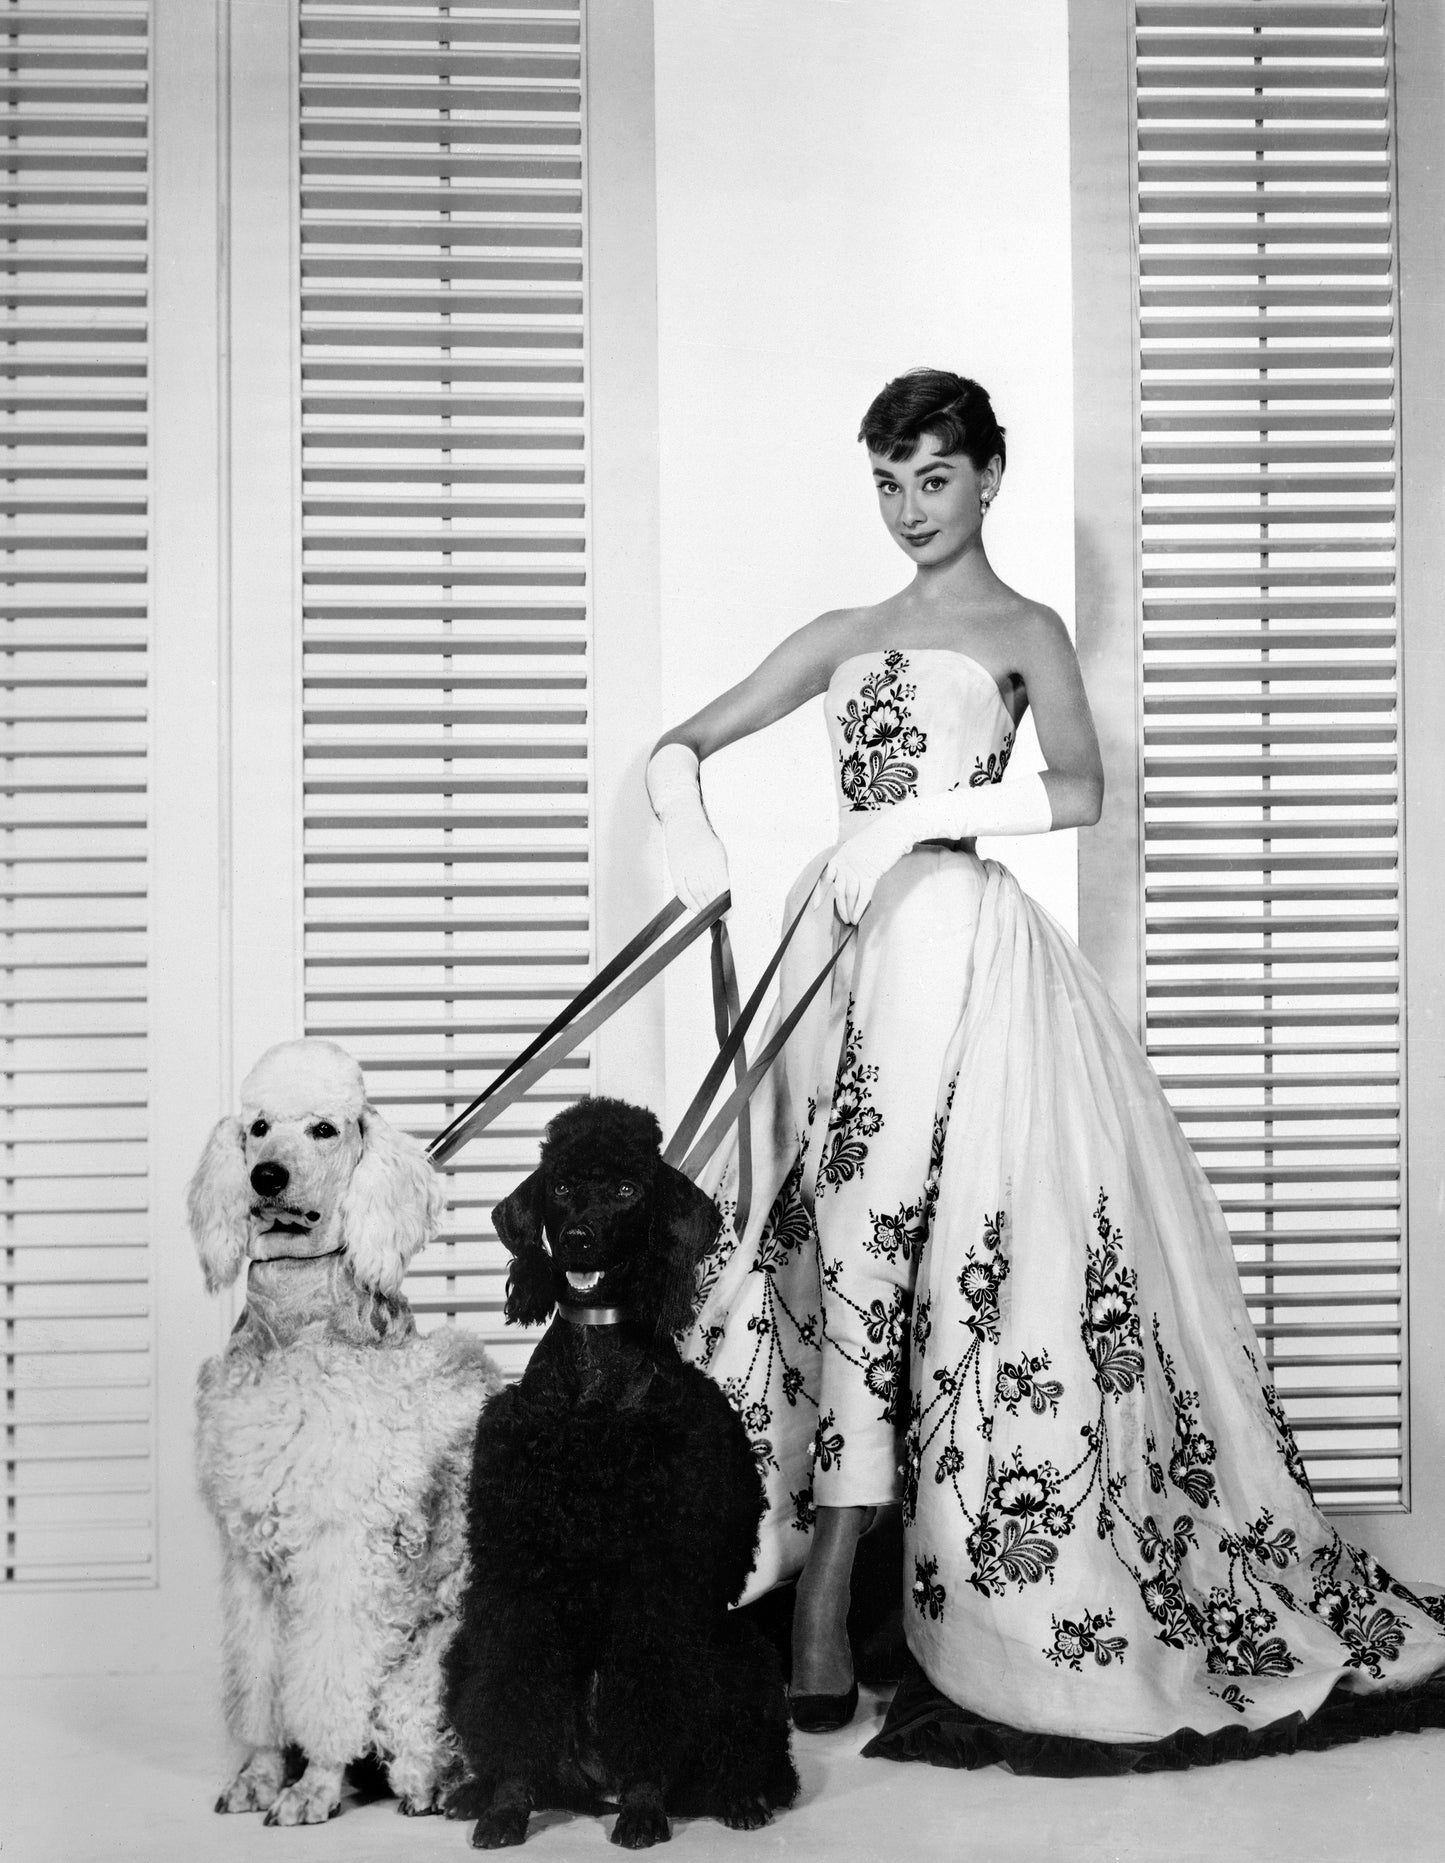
[188,1038,504,1826]
[442,1096,799,1850]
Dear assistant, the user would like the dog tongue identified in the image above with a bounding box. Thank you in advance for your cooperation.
[565,1270,602,1293]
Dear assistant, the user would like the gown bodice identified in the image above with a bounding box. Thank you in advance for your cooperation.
[825,647,1016,827]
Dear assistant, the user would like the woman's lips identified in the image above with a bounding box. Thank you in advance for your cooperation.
[903,531,938,547]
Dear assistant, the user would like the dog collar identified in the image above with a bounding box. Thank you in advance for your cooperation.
[558,1301,628,1328]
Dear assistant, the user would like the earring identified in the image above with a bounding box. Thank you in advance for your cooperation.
[980,487,995,515]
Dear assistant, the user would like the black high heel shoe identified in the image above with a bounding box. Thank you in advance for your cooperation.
[788,1678,859,1734]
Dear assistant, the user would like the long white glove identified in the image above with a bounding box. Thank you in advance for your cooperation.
[824,772,1053,923]
[645,742,730,912]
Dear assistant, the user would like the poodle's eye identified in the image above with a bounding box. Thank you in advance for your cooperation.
[250,1119,269,1139]
[616,1182,638,1199]
[309,1121,338,1141]
[551,1179,570,1198]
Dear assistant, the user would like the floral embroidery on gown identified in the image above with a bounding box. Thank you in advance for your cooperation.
[680,647,1445,1766]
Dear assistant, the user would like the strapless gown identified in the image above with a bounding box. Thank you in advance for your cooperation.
[681,647,1445,1769]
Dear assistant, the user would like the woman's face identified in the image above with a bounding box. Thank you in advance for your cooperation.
[868,430,1000,568]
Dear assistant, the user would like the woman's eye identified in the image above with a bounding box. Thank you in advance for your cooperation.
[923,477,947,492]
[310,1122,338,1141]
[250,1119,268,1139]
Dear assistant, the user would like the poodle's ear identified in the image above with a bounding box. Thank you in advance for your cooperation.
[648,1161,723,1339]
[340,1104,446,1297]
[492,1169,556,1326]
[492,1167,545,1253]
[186,1115,251,1293]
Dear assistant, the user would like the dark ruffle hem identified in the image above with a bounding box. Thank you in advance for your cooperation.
[862,1654,1445,1776]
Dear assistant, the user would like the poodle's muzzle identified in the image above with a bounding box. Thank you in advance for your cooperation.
[251,1155,335,1259]
[547,1176,650,1302]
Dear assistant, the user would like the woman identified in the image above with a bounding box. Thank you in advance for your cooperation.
[646,370,1445,1768]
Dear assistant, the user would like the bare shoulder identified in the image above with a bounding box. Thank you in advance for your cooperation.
[765,605,877,686]
[1003,595,1077,673]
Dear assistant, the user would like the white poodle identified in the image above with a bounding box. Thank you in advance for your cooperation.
[187,1037,502,1826]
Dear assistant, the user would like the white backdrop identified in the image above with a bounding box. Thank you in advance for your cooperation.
[648,0,1077,1123]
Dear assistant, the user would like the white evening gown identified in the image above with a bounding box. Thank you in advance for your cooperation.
[681,646,1445,1768]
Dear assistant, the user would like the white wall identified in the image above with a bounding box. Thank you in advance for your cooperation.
[650,0,1076,1120]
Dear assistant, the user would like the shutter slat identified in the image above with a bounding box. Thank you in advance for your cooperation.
[1137,96,1388,120]
[1135,6,1387,26]
[1139,163,1387,183]
[1136,34,1388,58]
[1139,194,1390,216]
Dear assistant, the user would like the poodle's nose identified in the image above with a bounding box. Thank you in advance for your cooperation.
[560,1223,594,1250]
[250,1160,290,1199]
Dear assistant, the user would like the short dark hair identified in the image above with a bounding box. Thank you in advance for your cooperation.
[858,368,1006,477]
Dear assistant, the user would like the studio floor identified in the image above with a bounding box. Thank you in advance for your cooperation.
[2,1670,1443,1863]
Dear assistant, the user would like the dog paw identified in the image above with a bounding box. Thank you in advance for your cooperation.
[610,1802,672,1849]
[397,1792,442,1817]
[470,1804,530,1849]
[444,1778,493,1821]
[263,1774,343,1827]
[719,1796,772,1832]
[214,1750,286,1814]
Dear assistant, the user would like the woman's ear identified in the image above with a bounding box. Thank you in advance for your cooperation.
[340,1105,446,1296]
[648,1161,723,1339]
[492,1169,556,1325]
[186,1115,251,1293]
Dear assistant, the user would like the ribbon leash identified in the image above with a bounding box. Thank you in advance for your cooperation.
[427,891,728,1166]
[662,885,820,1171]
[427,878,854,1207]
[677,921,857,1186]
[709,920,753,1236]
[428,894,688,1163]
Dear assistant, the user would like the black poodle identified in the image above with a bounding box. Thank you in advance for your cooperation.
[442,1096,799,1850]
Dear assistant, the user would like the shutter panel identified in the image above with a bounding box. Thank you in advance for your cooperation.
[2,1,152,1584]
[298,0,590,1377]
[1134,0,1403,1503]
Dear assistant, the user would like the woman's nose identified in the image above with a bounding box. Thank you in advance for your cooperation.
[900,491,924,529]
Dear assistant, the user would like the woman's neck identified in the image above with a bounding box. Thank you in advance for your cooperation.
[908,533,999,605]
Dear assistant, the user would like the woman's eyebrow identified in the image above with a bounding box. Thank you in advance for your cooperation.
[871,457,957,479]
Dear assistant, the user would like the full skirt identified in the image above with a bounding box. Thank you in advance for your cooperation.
[681,846,1445,1758]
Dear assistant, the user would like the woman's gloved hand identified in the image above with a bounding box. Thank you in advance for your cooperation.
[645,742,730,912]
[823,773,1054,923]
[822,806,921,924]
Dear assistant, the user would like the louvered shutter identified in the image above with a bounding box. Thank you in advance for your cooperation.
[297,0,590,1377]
[2,0,152,1584]
[1133,0,1403,1503]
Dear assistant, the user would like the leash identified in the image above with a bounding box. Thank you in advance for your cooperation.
[674,917,856,1188]
[427,883,857,1217]
[660,881,852,1231]
[428,892,728,1167]
[708,919,752,1237]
